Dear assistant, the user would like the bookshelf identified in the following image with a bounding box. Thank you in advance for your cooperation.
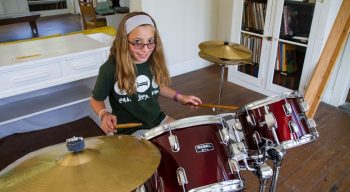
[228,0,334,96]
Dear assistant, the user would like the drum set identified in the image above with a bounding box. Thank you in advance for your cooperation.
[0,41,319,192]
[138,91,319,192]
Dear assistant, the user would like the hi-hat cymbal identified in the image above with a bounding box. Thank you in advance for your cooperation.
[0,135,160,192]
[199,51,252,65]
[199,40,252,61]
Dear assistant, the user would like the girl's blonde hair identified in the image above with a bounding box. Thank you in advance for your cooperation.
[109,12,170,95]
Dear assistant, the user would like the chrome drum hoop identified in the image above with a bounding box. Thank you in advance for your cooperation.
[188,180,245,192]
[142,113,235,140]
[280,132,319,149]
[237,91,304,114]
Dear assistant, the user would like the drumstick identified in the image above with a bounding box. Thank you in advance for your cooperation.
[197,103,240,110]
[114,123,142,129]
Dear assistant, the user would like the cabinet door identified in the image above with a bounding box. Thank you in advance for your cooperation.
[3,0,29,15]
[265,0,317,93]
[0,0,5,15]
[229,0,274,88]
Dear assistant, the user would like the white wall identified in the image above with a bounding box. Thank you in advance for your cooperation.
[130,0,220,77]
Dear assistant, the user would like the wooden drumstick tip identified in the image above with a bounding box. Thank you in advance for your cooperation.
[114,123,143,129]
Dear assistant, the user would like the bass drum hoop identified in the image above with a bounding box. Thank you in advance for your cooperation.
[142,113,234,140]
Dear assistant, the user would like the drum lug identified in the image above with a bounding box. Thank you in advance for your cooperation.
[168,134,180,152]
[228,159,240,173]
[282,102,292,116]
[299,100,310,112]
[252,131,262,146]
[220,119,230,144]
[259,113,277,129]
[246,113,256,126]
[176,167,188,190]
[307,118,317,129]
[288,121,299,134]
[135,184,146,192]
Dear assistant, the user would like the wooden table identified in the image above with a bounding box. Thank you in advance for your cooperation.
[0,13,41,36]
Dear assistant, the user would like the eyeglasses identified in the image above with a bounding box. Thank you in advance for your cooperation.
[128,41,156,49]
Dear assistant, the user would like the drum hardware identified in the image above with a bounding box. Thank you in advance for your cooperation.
[0,136,161,192]
[288,121,300,140]
[307,118,317,128]
[198,41,252,112]
[188,180,245,192]
[228,142,248,161]
[135,184,146,192]
[220,118,231,144]
[167,126,180,152]
[66,136,85,152]
[254,163,273,192]
[282,102,292,116]
[246,112,256,126]
[299,100,310,112]
[258,112,277,128]
[263,146,286,192]
[176,167,188,192]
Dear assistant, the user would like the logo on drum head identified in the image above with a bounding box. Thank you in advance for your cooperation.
[195,143,214,153]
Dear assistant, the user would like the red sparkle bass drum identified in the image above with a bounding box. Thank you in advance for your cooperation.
[141,115,245,192]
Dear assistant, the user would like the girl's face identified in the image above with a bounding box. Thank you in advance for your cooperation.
[127,25,156,64]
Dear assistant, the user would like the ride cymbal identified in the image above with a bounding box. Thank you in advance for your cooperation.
[0,135,160,192]
[199,51,252,65]
[199,41,252,61]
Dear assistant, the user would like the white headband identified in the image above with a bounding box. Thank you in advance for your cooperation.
[125,15,155,34]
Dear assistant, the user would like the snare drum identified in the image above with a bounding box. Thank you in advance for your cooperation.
[141,115,244,192]
[235,91,318,153]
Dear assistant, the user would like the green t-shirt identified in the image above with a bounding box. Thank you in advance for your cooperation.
[92,57,166,135]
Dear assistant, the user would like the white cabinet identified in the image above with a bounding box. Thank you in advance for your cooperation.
[228,0,335,96]
[0,0,29,15]
[0,34,110,126]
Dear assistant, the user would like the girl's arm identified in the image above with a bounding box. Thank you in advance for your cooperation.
[160,85,202,106]
[90,97,117,134]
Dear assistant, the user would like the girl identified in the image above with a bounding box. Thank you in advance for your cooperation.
[90,12,202,135]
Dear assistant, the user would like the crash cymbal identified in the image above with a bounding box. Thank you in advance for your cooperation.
[0,135,160,192]
[199,40,252,61]
[199,51,252,65]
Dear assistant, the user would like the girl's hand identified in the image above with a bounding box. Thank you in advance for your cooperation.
[100,112,117,134]
[178,94,202,106]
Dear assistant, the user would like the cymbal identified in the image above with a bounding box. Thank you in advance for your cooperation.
[0,135,160,192]
[199,40,252,61]
[199,51,252,65]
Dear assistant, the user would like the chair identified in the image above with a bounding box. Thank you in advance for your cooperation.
[78,0,107,30]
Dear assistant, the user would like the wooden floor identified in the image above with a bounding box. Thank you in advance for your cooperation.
[1,65,349,192]
[0,14,81,43]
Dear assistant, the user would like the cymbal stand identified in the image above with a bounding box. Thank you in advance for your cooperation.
[266,147,286,192]
[254,163,273,192]
[217,64,226,113]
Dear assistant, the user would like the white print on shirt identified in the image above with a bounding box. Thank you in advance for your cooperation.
[138,94,150,101]
[119,97,132,103]
[152,77,158,89]
[114,82,128,95]
[115,75,159,104]
[152,90,159,95]
[136,75,150,93]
